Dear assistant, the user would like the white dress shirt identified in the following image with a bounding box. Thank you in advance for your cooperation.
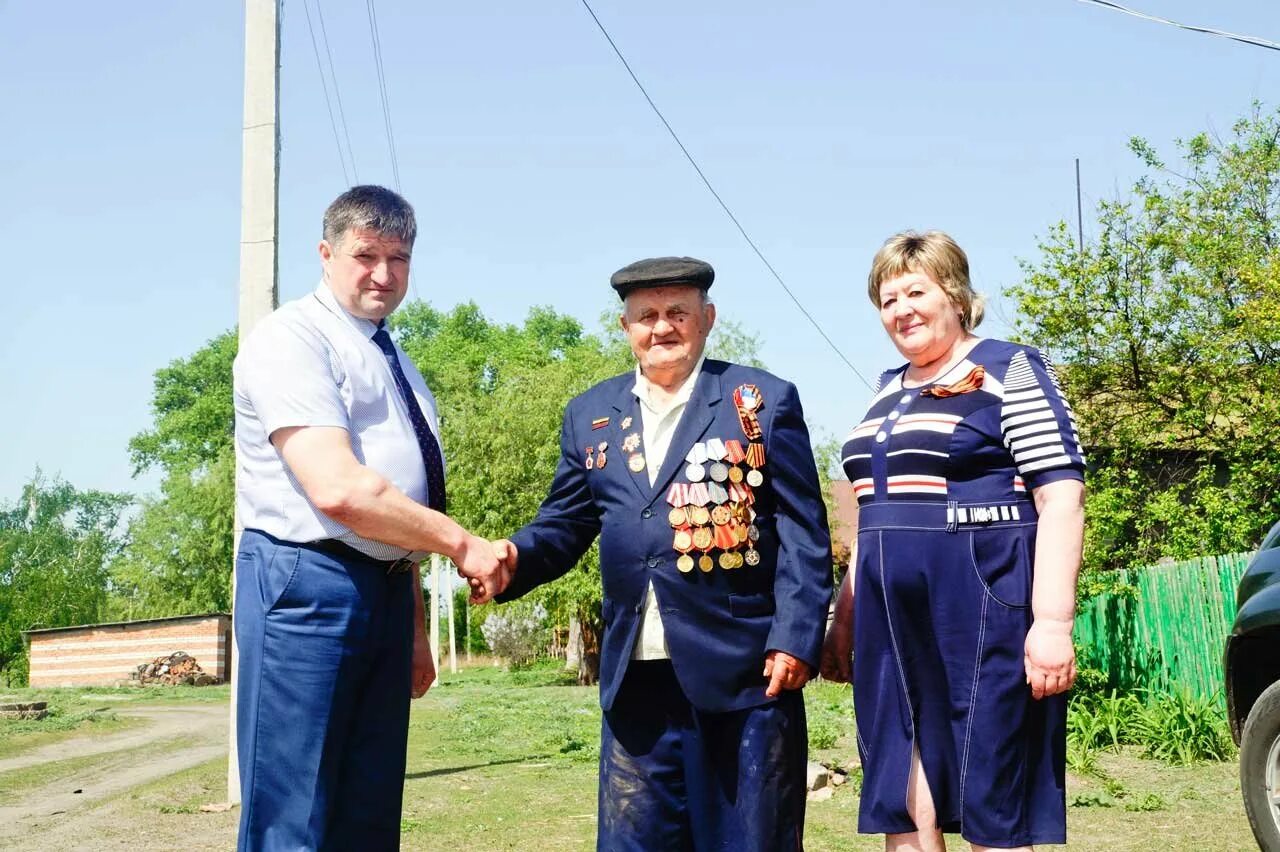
[630,355,706,660]
[233,282,444,560]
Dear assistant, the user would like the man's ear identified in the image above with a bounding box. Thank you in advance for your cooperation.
[318,239,334,264]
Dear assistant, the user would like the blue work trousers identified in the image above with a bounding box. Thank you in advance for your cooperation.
[234,529,414,852]
[598,660,808,851]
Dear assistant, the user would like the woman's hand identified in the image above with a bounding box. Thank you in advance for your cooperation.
[1024,617,1076,700]
[819,621,853,683]
[820,549,857,683]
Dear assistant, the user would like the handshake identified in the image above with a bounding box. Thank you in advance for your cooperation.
[453,534,519,604]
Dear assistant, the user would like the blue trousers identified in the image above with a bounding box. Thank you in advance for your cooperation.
[598,660,808,852]
[235,529,414,852]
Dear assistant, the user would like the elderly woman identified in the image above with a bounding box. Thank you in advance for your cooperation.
[821,231,1085,852]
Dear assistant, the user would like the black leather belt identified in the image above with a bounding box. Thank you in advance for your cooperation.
[305,538,416,575]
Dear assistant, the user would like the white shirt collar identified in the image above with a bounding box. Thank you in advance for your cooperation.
[313,280,381,339]
[631,354,707,415]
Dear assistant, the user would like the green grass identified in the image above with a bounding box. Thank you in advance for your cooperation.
[0,684,226,760]
[0,665,1259,850]
[0,701,136,760]
[0,751,112,803]
[0,684,232,705]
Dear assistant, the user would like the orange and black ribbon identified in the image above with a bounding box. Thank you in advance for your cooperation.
[921,365,985,398]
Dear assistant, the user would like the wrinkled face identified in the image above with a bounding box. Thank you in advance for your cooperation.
[620,286,716,381]
[319,227,412,321]
[878,270,965,364]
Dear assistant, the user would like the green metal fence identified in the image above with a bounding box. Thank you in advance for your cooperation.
[1073,552,1253,703]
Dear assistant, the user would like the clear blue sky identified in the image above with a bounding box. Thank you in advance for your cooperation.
[1,1,1276,501]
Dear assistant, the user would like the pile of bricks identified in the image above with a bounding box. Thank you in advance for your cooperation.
[132,651,219,686]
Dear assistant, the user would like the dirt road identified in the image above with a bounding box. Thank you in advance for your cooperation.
[0,703,233,850]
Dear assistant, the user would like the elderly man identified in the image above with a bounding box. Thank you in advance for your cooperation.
[495,257,832,850]
[233,185,507,851]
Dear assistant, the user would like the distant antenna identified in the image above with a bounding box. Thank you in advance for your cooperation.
[1075,158,1084,252]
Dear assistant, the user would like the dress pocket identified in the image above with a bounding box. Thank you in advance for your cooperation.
[966,529,1032,609]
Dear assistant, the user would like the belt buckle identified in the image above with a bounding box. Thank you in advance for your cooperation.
[386,557,414,576]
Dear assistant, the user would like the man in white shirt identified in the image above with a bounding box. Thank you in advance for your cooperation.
[232,185,509,851]
[494,257,832,850]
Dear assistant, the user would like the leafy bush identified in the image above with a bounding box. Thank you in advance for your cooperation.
[1131,689,1234,765]
[1067,686,1232,768]
[480,602,549,669]
[808,718,840,750]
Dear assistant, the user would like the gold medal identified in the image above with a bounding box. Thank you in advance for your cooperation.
[669,507,689,527]
[629,453,647,473]
[677,554,695,573]
[718,551,736,570]
[692,526,714,550]
[728,466,744,484]
[710,505,731,526]
[690,505,711,526]
[735,523,748,544]
[698,554,714,572]
[596,451,607,469]
[673,529,694,552]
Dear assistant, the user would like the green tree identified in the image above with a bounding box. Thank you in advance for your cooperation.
[1008,103,1280,572]
[112,331,237,616]
[0,472,130,683]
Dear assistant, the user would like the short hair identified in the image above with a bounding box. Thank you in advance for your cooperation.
[867,230,985,331]
[322,185,417,248]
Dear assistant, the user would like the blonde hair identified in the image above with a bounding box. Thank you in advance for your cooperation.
[867,230,985,331]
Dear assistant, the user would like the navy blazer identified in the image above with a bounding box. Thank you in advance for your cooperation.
[499,359,833,714]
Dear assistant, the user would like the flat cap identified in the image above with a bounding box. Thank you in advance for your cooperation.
[610,256,715,300]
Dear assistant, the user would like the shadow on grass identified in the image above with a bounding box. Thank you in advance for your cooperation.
[406,754,557,779]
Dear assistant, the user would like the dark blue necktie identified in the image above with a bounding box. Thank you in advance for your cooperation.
[371,327,447,514]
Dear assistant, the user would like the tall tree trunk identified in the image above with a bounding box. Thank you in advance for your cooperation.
[577,610,602,686]
[565,614,582,671]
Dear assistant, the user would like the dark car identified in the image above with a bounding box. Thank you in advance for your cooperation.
[1226,521,1280,850]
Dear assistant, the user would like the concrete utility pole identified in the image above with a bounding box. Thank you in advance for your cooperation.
[447,573,457,674]
[229,0,281,805]
[429,554,442,671]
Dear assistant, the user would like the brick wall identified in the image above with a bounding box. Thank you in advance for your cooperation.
[27,615,231,688]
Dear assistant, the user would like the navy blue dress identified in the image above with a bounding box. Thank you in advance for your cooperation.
[841,338,1085,847]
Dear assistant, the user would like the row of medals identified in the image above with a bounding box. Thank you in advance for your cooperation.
[669,437,766,573]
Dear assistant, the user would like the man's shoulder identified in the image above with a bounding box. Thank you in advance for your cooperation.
[234,294,331,371]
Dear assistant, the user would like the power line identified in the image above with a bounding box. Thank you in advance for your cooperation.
[366,0,403,190]
[301,0,351,185]
[1076,0,1280,52]
[315,0,359,184]
[577,0,871,389]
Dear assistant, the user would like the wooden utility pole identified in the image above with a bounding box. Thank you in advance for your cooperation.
[229,0,281,805]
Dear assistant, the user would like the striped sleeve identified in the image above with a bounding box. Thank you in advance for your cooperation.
[999,348,1086,489]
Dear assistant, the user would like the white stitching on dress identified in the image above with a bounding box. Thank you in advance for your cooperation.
[878,531,918,821]
[959,589,988,836]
